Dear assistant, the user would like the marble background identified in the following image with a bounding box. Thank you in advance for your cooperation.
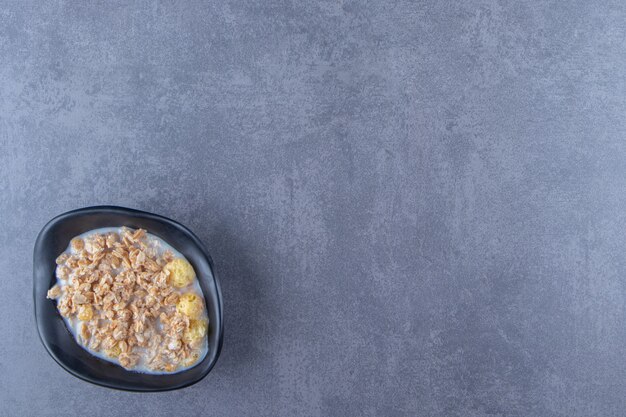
[1,1,625,416]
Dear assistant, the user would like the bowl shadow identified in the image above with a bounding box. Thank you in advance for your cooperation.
[192,222,273,375]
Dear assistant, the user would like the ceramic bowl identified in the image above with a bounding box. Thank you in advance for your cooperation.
[33,206,223,391]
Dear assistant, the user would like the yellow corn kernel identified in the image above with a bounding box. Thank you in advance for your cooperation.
[176,293,204,318]
[164,258,195,288]
[183,319,208,344]
[182,351,201,367]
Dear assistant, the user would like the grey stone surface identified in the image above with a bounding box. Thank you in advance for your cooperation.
[1,0,625,415]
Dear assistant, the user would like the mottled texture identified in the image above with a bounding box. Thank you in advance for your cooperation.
[1,1,625,416]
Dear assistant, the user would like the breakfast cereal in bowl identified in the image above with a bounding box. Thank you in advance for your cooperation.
[46,227,208,373]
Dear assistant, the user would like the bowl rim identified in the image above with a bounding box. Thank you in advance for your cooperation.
[33,205,224,392]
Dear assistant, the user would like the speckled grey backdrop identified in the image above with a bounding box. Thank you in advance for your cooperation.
[1,1,625,416]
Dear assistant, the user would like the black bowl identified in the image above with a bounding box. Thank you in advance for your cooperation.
[33,206,223,391]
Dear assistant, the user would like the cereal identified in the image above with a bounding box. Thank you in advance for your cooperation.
[164,258,195,288]
[176,293,204,318]
[105,344,121,358]
[182,351,201,367]
[70,237,84,251]
[46,285,62,299]
[55,253,69,265]
[183,319,208,344]
[77,305,93,321]
[48,227,208,373]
